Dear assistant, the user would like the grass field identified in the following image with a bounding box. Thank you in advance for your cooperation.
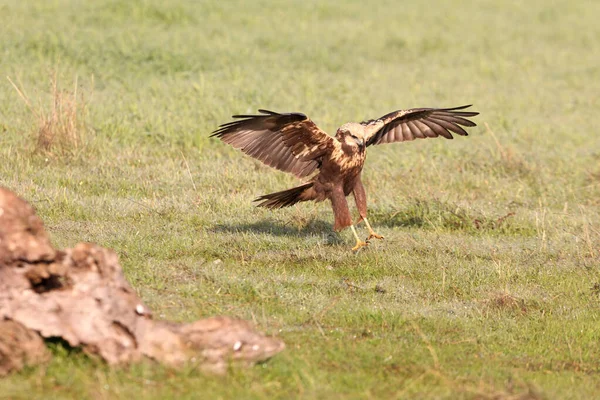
[1,0,600,398]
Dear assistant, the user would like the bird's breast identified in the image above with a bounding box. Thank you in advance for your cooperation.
[317,148,366,191]
[338,150,366,173]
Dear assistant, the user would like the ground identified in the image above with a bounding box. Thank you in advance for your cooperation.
[1,0,600,398]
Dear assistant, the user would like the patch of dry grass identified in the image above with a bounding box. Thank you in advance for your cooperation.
[8,72,92,158]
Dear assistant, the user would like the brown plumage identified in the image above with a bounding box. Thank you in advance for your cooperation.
[211,105,479,250]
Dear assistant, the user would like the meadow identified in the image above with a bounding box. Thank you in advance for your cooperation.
[1,0,599,398]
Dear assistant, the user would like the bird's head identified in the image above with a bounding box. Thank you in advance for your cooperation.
[336,123,367,152]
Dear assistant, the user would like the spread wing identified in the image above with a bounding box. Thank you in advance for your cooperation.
[211,110,336,178]
[363,105,479,147]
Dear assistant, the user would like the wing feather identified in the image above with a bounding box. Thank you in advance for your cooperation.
[401,123,413,141]
[420,119,453,139]
[432,114,477,127]
[428,116,469,136]
[211,110,336,178]
[363,105,479,146]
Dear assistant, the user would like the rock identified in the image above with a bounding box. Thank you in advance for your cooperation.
[0,320,50,377]
[0,187,284,375]
[0,188,55,264]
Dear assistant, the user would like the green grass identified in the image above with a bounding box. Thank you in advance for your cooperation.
[1,0,600,398]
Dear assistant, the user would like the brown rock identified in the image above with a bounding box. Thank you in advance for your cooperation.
[0,320,50,377]
[0,188,56,264]
[0,187,284,375]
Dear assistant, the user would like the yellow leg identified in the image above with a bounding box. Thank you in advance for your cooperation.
[350,225,369,251]
[364,218,384,241]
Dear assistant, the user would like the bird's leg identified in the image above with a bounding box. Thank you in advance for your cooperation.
[350,225,369,251]
[364,218,384,241]
[331,186,367,251]
[351,178,383,243]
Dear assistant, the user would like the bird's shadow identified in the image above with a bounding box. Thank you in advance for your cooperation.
[211,218,344,245]
[212,205,463,246]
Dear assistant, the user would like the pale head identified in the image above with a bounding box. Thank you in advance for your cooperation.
[336,122,367,151]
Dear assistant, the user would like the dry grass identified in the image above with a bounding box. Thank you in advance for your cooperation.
[7,72,92,158]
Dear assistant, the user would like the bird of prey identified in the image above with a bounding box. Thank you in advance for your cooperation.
[211,105,478,251]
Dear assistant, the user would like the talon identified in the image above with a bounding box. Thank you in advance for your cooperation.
[363,218,384,241]
[367,232,384,241]
[350,224,370,251]
[352,240,369,252]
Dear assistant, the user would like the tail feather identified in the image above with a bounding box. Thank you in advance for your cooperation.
[254,182,314,209]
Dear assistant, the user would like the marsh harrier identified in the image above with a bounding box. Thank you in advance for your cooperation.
[211,105,478,250]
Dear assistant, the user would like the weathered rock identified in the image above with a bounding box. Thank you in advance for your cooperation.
[0,187,284,375]
[0,188,55,264]
[0,320,50,377]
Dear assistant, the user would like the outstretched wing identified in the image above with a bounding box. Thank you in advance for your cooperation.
[363,105,479,147]
[211,110,337,178]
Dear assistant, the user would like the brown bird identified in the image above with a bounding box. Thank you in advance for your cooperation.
[211,105,478,250]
